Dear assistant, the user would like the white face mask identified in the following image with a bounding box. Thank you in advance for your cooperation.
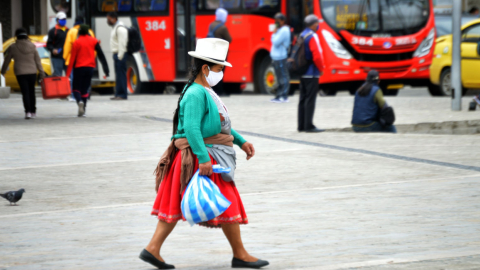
[204,66,224,87]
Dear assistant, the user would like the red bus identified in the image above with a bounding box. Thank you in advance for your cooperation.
[317,0,435,95]
[48,0,434,96]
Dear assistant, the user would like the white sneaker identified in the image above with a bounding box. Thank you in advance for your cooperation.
[31,113,36,119]
[78,102,85,117]
[25,113,32,119]
[281,98,290,103]
[67,96,76,102]
[270,98,282,103]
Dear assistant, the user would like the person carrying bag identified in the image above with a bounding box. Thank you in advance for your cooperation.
[140,38,269,270]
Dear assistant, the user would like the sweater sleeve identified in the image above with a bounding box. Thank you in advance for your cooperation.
[309,34,325,73]
[63,29,74,63]
[1,48,13,75]
[183,91,210,164]
[66,41,78,78]
[46,29,55,52]
[95,42,110,76]
[117,26,129,60]
[231,128,247,148]
[374,89,386,109]
[271,27,287,47]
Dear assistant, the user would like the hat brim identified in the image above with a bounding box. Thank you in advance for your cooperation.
[188,52,232,67]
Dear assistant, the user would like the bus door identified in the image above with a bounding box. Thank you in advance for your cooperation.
[175,0,196,79]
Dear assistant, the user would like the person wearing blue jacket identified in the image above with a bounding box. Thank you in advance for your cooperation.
[351,70,397,133]
[270,13,291,103]
[298,14,325,133]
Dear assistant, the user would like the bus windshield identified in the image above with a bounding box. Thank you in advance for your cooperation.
[320,0,430,36]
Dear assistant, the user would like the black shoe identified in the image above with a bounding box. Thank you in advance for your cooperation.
[232,257,269,269]
[305,127,325,133]
[139,249,175,269]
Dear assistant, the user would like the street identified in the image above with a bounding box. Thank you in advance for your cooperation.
[1,92,480,270]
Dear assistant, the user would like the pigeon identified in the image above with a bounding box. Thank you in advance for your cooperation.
[0,189,25,205]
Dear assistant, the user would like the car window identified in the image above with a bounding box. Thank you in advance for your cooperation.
[434,16,478,37]
[462,24,480,43]
[37,47,50,59]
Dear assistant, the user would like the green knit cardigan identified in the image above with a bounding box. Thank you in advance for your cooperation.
[172,82,247,164]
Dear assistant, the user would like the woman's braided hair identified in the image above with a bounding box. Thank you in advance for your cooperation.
[172,58,215,135]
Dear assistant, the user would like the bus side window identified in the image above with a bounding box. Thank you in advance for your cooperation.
[118,0,132,11]
[135,0,151,11]
[151,0,167,11]
[206,0,240,10]
[244,0,279,10]
[99,0,118,12]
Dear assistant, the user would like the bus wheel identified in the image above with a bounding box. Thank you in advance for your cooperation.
[255,56,276,95]
[126,58,145,94]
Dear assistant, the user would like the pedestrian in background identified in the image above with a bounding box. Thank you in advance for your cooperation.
[107,12,128,100]
[270,12,291,103]
[207,8,231,96]
[351,70,397,133]
[1,28,45,119]
[298,14,325,133]
[469,6,479,16]
[67,25,109,117]
[64,16,96,102]
[47,12,69,78]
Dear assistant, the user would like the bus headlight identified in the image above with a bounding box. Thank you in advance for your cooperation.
[413,29,435,58]
[322,30,352,59]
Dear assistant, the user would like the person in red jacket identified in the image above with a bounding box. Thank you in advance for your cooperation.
[67,25,109,117]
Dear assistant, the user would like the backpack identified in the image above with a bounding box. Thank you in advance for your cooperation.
[379,105,395,126]
[117,25,141,54]
[287,32,313,75]
[207,22,224,38]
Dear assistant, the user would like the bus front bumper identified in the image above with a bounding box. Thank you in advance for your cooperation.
[320,57,432,86]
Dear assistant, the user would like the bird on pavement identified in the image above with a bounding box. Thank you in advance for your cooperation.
[0,189,26,205]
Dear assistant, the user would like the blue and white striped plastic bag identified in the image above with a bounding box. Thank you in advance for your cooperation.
[181,165,232,226]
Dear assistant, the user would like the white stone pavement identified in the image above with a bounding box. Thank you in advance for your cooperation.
[0,93,479,270]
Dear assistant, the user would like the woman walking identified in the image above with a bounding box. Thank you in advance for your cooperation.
[1,28,45,119]
[66,24,109,117]
[140,38,269,269]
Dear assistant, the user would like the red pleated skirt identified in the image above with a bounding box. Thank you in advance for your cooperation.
[151,151,248,228]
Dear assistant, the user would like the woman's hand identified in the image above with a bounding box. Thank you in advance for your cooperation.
[241,142,255,160]
[199,161,213,176]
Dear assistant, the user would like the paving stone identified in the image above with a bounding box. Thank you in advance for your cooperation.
[0,94,479,269]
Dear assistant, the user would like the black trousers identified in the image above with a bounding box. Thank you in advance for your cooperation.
[72,67,94,106]
[298,77,319,131]
[16,74,37,113]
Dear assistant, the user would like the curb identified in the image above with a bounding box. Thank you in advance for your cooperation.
[326,119,480,135]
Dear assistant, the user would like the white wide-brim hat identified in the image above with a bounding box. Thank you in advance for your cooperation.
[188,38,232,67]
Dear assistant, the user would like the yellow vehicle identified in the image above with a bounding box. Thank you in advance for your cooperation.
[2,36,51,90]
[430,18,480,96]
